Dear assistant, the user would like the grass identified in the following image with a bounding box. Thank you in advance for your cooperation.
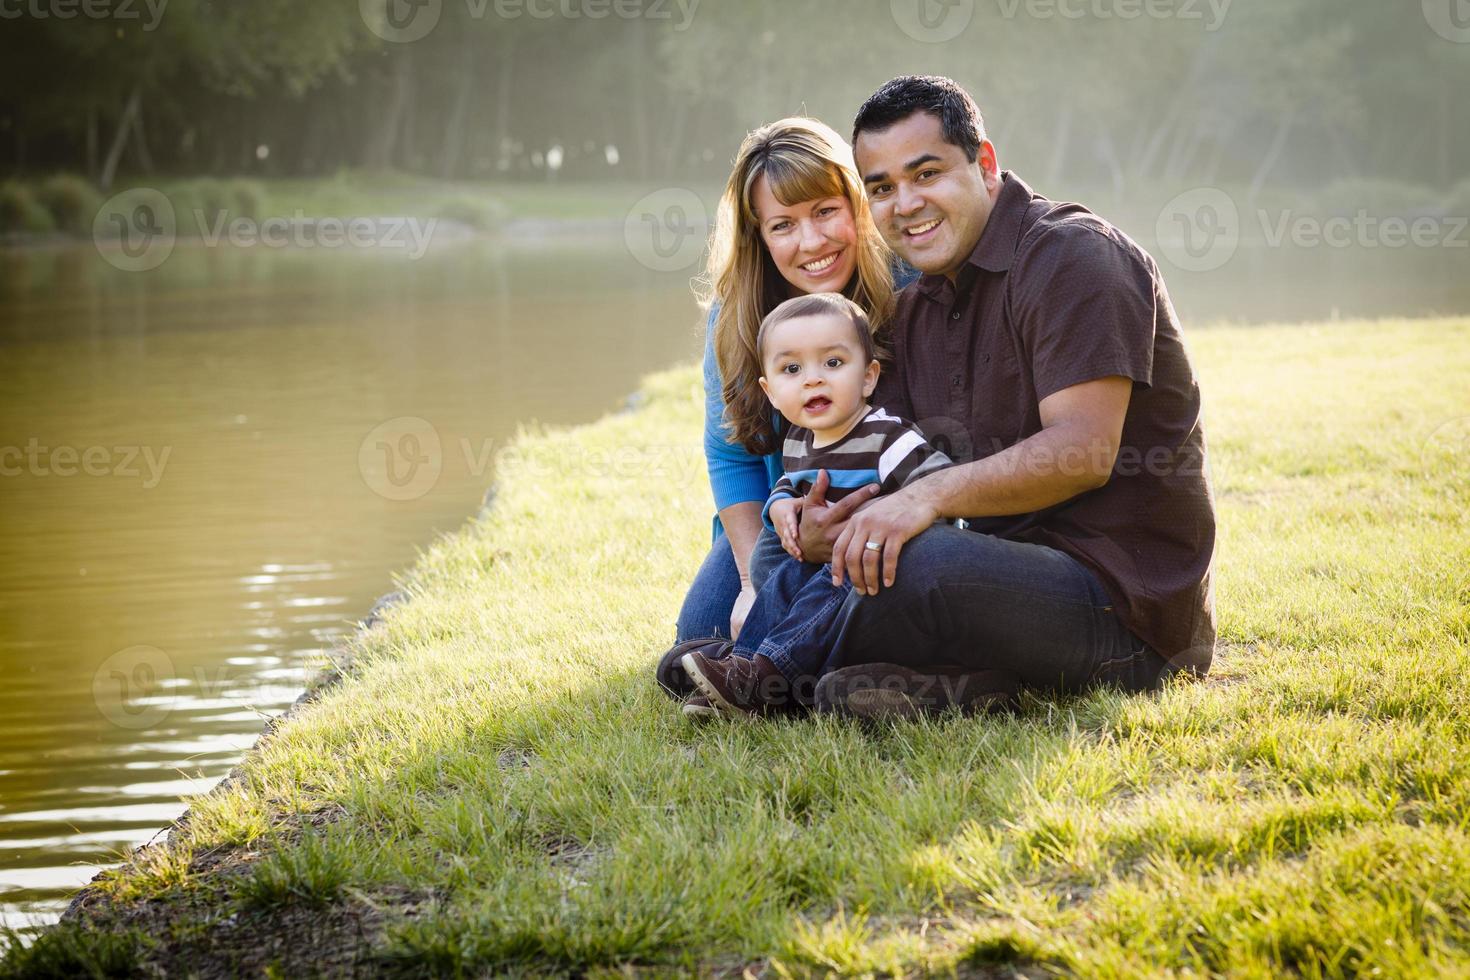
[6,316,1469,977]
[123,172,722,230]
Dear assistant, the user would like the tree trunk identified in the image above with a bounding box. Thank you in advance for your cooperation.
[494,35,515,171]
[441,38,474,179]
[629,28,649,180]
[85,104,98,180]
[1044,103,1073,188]
[129,97,154,174]
[1247,106,1296,208]
[364,51,412,170]
[99,84,142,191]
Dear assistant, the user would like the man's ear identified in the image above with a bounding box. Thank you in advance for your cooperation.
[862,359,880,398]
[978,140,1001,194]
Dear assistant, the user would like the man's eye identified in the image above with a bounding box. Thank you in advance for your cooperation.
[918,169,939,181]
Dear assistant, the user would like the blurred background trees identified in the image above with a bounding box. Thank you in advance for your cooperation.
[0,0,1465,198]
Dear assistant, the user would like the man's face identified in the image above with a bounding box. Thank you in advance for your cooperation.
[854,112,1000,280]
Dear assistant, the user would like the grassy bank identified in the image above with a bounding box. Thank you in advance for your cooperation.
[5,317,1469,977]
[2,172,723,240]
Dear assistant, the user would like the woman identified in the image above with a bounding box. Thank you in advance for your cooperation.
[657,116,914,698]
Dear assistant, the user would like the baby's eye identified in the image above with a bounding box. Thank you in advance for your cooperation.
[825,357,843,368]
[782,363,801,375]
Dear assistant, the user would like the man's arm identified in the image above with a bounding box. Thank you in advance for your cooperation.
[831,375,1134,594]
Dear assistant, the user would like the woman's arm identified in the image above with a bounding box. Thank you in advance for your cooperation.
[701,305,774,579]
[717,501,764,585]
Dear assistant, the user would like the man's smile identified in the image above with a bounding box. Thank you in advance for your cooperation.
[903,218,943,240]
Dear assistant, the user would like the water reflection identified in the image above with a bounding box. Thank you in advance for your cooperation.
[0,235,701,929]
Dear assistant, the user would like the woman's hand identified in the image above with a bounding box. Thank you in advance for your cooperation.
[768,496,803,560]
[730,585,757,642]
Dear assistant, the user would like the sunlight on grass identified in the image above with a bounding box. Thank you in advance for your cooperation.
[17,316,1469,977]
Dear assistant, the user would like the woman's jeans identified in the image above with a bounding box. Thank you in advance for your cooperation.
[746,525,1172,694]
[675,531,790,643]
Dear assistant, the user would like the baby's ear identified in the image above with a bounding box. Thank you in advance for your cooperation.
[758,376,770,398]
[863,359,880,395]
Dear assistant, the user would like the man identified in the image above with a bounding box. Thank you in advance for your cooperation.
[769,75,1217,718]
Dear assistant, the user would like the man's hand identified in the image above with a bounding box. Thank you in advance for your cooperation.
[831,486,937,595]
[767,496,803,561]
[797,469,881,566]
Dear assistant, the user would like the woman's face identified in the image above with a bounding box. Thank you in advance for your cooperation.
[751,173,860,296]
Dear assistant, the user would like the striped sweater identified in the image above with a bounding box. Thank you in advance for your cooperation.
[761,406,953,529]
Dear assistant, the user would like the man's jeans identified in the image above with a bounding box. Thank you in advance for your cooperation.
[732,554,851,683]
[749,524,1168,694]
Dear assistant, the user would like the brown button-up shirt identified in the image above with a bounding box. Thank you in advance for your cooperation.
[873,172,1217,671]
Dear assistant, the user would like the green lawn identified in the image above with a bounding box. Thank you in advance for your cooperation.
[6,317,1469,978]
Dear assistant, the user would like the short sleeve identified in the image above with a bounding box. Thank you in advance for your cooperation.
[1010,222,1157,403]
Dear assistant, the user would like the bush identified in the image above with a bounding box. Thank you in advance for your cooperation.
[1449,176,1470,218]
[0,182,55,234]
[228,179,267,221]
[435,195,505,232]
[35,174,102,236]
[1311,178,1444,218]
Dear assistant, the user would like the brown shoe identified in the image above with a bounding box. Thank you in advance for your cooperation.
[681,693,720,722]
[681,652,789,717]
[813,664,1020,721]
[656,637,734,700]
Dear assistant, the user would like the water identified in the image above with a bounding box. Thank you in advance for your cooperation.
[0,234,700,929]
[0,222,1465,932]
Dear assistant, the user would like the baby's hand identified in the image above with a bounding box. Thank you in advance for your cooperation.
[769,496,803,561]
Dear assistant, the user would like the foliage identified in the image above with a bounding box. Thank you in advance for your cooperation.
[34,175,101,236]
[0,182,55,235]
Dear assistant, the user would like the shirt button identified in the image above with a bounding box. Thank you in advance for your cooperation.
[950,311,961,321]
[951,375,961,388]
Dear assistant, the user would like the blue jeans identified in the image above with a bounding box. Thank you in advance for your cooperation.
[748,525,1168,694]
[732,555,851,683]
[675,531,791,642]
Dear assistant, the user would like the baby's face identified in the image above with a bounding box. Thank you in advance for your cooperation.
[758,313,878,434]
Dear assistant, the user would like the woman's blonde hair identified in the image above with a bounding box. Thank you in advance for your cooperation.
[696,117,896,456]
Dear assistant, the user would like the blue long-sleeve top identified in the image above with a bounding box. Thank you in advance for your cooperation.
[703,263,919,541]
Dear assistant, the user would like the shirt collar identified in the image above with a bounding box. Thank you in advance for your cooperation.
[916,170,1032,299]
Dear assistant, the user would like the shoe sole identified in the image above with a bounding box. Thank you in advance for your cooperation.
[680,652,752,720]
[681,700,720,722]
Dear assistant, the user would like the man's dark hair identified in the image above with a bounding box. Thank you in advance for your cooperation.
[852,75,987,163]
